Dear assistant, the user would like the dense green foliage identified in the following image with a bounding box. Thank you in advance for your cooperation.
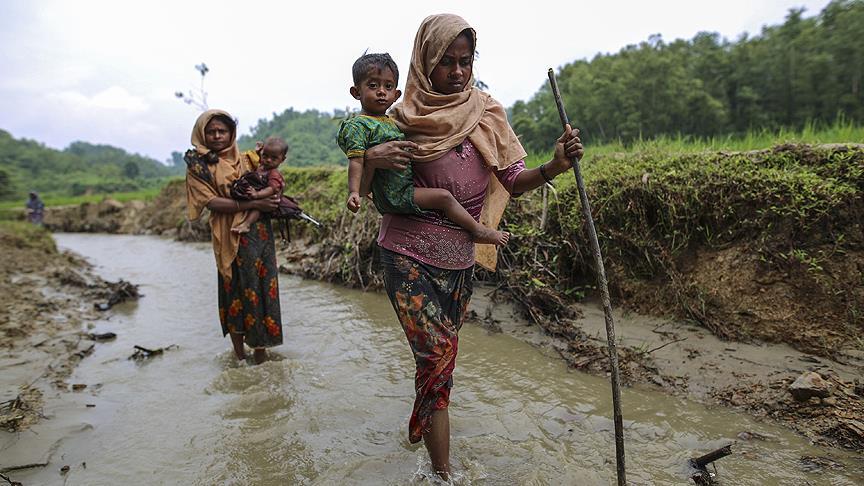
[512,0,864,153]
[238,108,349,167]
[0,130,177,201]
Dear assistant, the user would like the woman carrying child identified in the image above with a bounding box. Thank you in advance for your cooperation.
[338,53,509,246]
[185,109,283,365]
[362,14,584,479]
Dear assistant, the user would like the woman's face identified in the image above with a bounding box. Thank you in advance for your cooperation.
[429,33,474,95]
[204,118,233,152]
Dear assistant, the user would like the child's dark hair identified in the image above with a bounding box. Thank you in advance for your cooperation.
[352,53,399,86]
[263,136,289,156]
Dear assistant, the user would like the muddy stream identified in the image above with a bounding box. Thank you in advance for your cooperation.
[4,234,862,485]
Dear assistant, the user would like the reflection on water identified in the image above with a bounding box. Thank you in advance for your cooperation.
[10,234,863,485]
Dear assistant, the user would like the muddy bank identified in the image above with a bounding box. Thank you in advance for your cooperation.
[41,143,864,452]
[0,222,137,439]
[43,179,210,241]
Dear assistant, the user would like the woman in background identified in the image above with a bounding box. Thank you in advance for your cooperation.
[185,109,283,364]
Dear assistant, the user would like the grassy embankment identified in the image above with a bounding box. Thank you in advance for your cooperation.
[0,220,57,253]
[0,182,177,221]
[279,122,864,356]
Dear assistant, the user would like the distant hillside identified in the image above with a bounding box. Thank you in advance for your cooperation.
[238,108,348,167]
[0,129,177,201]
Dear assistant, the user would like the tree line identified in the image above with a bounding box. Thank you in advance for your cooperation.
[511,0,864,153]
[2,1,859,200]
[237,1,862,164]
[0,130,176,200]
[237,108,348,167]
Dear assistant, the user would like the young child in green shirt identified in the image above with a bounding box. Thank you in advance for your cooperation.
[337,53,509,246]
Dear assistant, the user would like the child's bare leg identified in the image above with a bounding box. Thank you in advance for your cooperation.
[231,209,260,234]
[414,188,509,246]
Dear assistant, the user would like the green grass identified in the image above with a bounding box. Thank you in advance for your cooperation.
[0,184,173,220]
[0,220,57,253]
[524,119,864,168]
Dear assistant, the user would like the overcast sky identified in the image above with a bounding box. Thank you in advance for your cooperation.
[0,0,832,162]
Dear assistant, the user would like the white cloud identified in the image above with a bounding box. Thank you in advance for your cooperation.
[47,86,150,113]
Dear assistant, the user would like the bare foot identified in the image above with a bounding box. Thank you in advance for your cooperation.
[231,222,251,234]
[433,469,450,481]
[252,348,267,365]
[472,227,510,246]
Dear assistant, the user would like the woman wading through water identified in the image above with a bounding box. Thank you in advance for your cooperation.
[362,14,584,479]
[185,109,284,364]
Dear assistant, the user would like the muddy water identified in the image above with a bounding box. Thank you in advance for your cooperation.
[10,234,862,485]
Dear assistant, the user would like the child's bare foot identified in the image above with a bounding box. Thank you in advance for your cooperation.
[231,222,251,234]
[472,227,510,246]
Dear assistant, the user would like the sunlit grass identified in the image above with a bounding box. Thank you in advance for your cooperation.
[524,119,864,168]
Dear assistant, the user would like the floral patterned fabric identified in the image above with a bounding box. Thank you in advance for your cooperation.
[380,248,473,443]
[217,219,282,348]
[336,115,422,215]
[183,149,215,186]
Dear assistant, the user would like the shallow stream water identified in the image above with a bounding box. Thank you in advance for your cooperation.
[9,234,863,485]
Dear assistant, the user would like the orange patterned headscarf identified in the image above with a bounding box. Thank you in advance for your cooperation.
[390,14,527,271]
[185,109,250,279]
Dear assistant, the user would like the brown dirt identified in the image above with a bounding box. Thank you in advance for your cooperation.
[617,244,864,357]
[43,180,209,241]
[0,224,134,433]
[472,281,864,453]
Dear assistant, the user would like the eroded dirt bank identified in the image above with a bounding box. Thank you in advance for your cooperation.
[0,222,137,459]
[37,144,864,453]
[43,179,209,241]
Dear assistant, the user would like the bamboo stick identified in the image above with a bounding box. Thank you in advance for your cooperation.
[548,68,627,486]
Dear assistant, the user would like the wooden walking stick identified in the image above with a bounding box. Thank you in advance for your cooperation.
[548,68,627,485]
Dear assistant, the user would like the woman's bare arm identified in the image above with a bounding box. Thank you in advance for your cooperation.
[511,125,584,194]
[207,195,280,213]
[363,140,420,170]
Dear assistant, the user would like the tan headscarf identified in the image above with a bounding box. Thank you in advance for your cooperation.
[391,14,527,271]
[185,109,249,280]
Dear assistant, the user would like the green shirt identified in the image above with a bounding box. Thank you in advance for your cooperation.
[336,115,421,215]
[336,114,405,158]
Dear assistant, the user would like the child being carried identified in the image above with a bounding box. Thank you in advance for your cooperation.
[336,53,509,246]
[230,136,289,234]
